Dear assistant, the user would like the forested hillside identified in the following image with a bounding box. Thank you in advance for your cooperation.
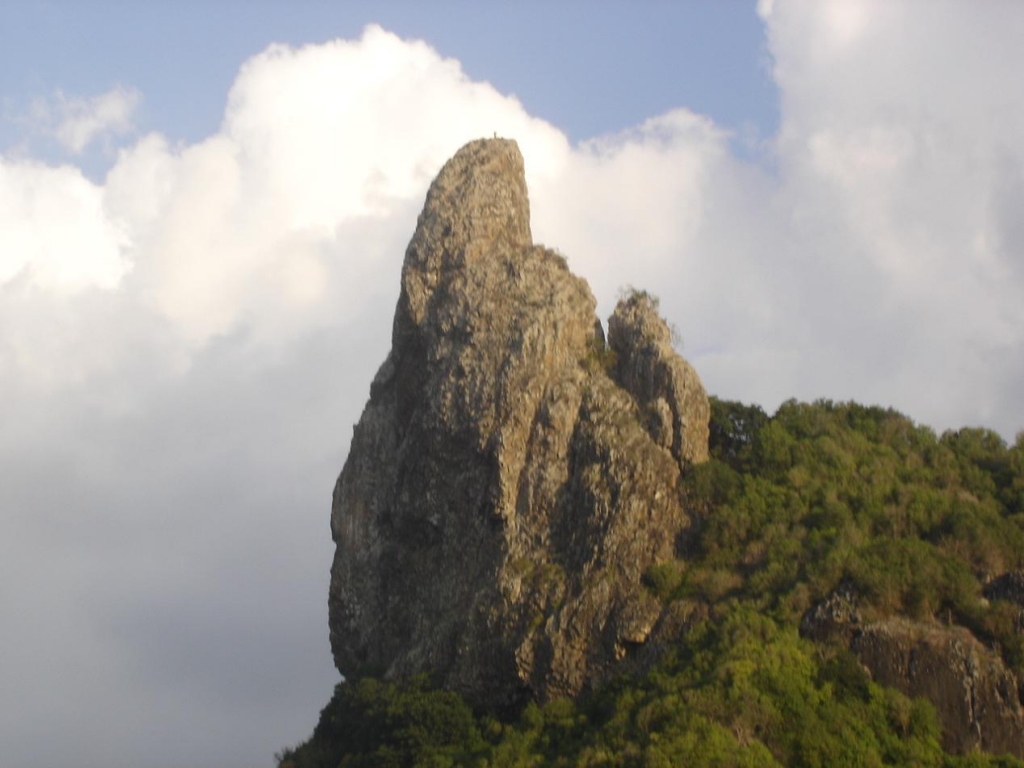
[280,398,1024,767]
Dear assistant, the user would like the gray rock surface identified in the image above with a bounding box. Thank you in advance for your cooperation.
[799,578,861,645]
[854,619,1024,756]
[328,138,710,708]
[608,292,709,467]
[803,586,1024,756]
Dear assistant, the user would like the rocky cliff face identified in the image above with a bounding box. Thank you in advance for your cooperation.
[328,138,710,708]
[803,585,1024,756]
[854,619,1024,756]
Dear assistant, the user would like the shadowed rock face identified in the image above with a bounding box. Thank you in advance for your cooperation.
[803,585,1024,757]
[985,571,1024,607]
[328,138,710,708]
[854,620,1024,756]
[608,294,709,467]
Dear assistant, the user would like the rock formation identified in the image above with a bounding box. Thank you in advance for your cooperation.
[854,619,1024,756]
[328,138,710,708]
[803,585,1024,756]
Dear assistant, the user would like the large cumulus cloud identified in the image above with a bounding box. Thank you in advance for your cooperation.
[754,0,1024,430]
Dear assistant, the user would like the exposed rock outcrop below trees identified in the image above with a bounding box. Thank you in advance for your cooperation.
[803,584,1024,756]
[328,138,710,709]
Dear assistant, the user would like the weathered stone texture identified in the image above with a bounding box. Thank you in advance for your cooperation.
[803,586,1024,757]
[608,293,710,467]
[854,619,1024,756]
[328,138,710,708]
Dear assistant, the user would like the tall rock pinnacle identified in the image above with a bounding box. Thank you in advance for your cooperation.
[328,138,710,708]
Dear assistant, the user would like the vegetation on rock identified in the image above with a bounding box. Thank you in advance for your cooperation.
[282,397,1024,766]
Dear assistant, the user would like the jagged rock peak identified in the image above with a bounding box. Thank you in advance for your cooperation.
[329,138,710,710]
[609,291,710,466]
[395,138,532,341]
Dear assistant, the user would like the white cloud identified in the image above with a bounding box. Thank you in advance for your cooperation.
[0,157,130,292]
[52,85,141,153]
[756,0,1024,432]
[97,25,569,345]
[531,108,733,316]
[3,9,1024,767]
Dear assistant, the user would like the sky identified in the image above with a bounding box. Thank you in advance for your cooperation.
[2,1,1023,766]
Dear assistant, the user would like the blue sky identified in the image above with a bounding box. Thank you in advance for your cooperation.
[2,2,777,169]
[2,2,1024,767]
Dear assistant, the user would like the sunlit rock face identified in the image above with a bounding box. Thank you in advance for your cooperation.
[328,138,709,708]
